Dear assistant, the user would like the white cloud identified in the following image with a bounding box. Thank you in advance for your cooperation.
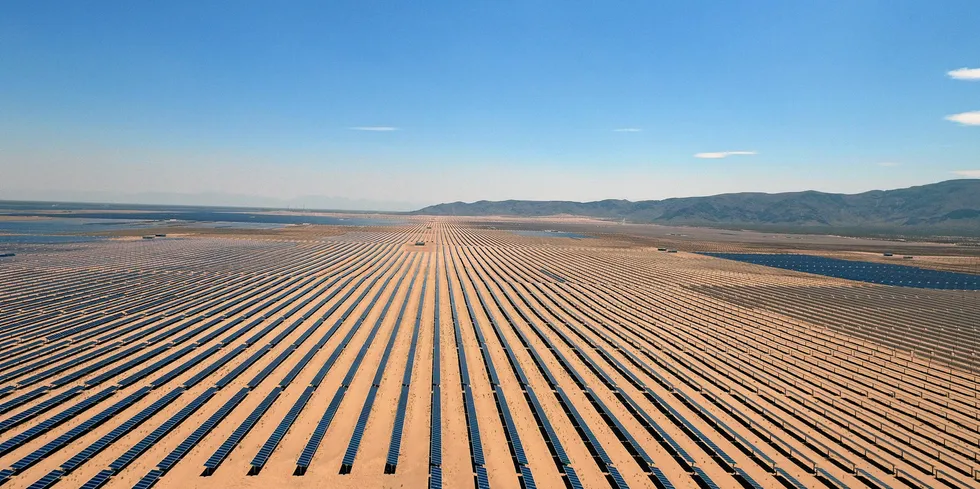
[952,170,980,178]
[694,150,757,159]
[613,128,642,132]
[945,111,980,126]
[877,162,900,167]
[349,126,400,131]
[948,67,980,81]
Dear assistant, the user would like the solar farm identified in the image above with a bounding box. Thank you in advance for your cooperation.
[0,218,978,489]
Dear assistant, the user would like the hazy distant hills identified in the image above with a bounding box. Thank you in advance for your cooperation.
[414,180,980,236]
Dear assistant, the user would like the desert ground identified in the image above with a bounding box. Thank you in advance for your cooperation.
[0,217,977,489]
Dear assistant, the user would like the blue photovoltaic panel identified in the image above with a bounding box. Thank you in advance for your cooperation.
[701,253,980,290]
[520,465,537,489]
[79,469,113,489]
[429,466,442,489]
[565,467,584,489]
[108,388,216,472]
[476,466,490,489]
[735,469,764,489]
[157,388,248,472]
[132,469,162,489]
[650,467,676,489]
[203,387,282,474]
[693,468,721,489]
[608,466,630,489]
[776,468,809,489]
[856,469,894,489]
[26,469,62,489]
[463,387,485,468]
[429,386,442,467]
[252,385,314,471]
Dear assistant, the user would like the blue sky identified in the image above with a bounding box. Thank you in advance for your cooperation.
[1,1,978,210]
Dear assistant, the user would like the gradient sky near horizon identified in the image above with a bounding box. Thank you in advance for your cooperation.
[1,1,979,210]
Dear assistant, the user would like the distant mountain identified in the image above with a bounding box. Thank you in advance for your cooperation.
[413,180,980,236]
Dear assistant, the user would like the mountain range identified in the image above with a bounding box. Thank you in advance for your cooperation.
[414,180,980,236]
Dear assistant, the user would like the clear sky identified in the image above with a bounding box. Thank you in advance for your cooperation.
[1,1,978,210]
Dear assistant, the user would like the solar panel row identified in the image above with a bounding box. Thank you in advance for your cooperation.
[701,253,980,290]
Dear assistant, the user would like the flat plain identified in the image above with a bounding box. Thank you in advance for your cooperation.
[0,216,978,489]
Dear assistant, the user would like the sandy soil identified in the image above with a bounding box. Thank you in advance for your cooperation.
[0,217,976,489]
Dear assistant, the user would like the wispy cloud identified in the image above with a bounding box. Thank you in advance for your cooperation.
[952,170,980,178]
[945,111,980,126]
[349,126,400,131]
[694,150,757,159]
[948,67,980,81]
[613,128,642,132]
[877,162,900,167]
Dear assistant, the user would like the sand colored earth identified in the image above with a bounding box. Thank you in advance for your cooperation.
[0,217,977,489]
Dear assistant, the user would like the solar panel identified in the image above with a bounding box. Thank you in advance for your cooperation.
[463,386,485,468]
[650,467,675,489]
[476,466,490,489]
[555,387,611,468]
[776,468,809,489]
[132,469,162,489]
[250,385,314,474]
[158,387,248,472]
[0,469,13,486]
[340,385,380,474]
[734,469,764,489]
[108,388,217,472]
[11,387,151,473]
[856,469,894,489]
[816,468,850,489]
[429,466,443,489]
[295,386,345,472]
[585,388,654,471]
[26,469,62,489]
[79,469,113,489]
[0,387,48,415]
[0,387,116,458]
[565,466,584,489]
[203,387,282,475]
[184,344,245,389]
[519,466,537,489]
[494,387,528,466]
[430,386,443,467]
[384,385,411,473]
[247,345,295,388]
[607,466,630,489]
[701,253,980,290]
[692,468,721,489]
[152,344,221,388]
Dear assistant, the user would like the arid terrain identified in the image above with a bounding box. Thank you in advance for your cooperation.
[0,217,977,489]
